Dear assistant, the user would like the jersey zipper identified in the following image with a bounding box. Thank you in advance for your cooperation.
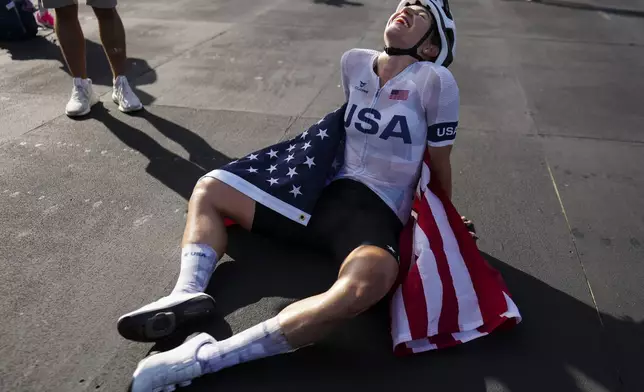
[358,81,387,175]
[360,87,382,170]
[358,63,414,177]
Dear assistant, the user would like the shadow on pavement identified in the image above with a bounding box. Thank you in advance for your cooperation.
[145,231,641,391]
[87,103,231,200]
[0,35,156,104]
[84,97,640,390]
[70,82,639,392]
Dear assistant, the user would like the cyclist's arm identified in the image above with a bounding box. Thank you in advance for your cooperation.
[424,68,459,199]
[428,145,453,199]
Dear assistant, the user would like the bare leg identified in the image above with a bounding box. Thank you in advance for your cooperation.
[129,245,400,391]
[195,245,398,369]
[117,177,256,342]
[168,177,256,294]
[92,7,126,78]
[278,245,399,346]
[54,5,86,79]
[181,177,256,256]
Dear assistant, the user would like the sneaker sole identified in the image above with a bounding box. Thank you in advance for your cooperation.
[117,104,143,113]
[117,295,216,342]
[65,106,91,117]
[66,95,98,117]
[113,97,143,113]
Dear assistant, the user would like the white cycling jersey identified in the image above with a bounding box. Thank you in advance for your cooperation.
[334,48,460,223]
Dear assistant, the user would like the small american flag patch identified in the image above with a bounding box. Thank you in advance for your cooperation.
[389,89,409,100]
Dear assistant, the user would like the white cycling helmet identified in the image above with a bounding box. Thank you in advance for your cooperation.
[384,0,456,67]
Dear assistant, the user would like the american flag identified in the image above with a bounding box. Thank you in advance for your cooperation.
[212,104,346,226]
[216,105,521,354]
[390,150,521,355]
[389,89,409,101]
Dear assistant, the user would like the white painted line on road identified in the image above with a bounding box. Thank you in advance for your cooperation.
[546,160,604,327]
[599,11,611,20]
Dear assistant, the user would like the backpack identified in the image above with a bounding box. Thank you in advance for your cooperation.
[0,0,38,41]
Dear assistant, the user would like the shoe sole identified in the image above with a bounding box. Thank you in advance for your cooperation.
[117,295,216,342]
[66,95,98,117]
[113,97,143,113]
[65,106,91,117]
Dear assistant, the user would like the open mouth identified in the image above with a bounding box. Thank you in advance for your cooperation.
[393,14,411,28]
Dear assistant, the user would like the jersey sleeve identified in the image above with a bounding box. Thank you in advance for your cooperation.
[423,67,460,147]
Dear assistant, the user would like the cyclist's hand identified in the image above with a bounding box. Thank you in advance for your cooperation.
[462,216,479,241]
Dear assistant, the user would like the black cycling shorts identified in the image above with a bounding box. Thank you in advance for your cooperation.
[251,179,403,264]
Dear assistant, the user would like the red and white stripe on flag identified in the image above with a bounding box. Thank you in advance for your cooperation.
[390,151,521,355]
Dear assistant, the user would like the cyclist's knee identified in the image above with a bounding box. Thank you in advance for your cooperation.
[192,177,224,209]
[192,177,254,228]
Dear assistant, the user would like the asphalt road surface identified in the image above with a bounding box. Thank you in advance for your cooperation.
[1,0,643,391]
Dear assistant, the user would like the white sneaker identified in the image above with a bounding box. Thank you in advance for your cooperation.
[131,333,216,392]
[65,78,98,117]
[112,75,143,113]
[117,292,216,342]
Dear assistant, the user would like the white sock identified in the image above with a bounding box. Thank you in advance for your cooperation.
[196,316,294,373]
[171,244,217,295]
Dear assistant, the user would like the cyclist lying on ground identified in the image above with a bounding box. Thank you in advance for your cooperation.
[118,1,466,390]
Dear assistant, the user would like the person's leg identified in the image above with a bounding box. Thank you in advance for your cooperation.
[91,5,125,77]
[172,176,255,295]
[47,1,98,116]
[90,0,143,112]
[275,245,398,346]
[130,245,399,392]
[53,3,86,79]
[117,177,255,342]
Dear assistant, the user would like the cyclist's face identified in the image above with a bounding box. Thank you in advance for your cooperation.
[384,5,434,48]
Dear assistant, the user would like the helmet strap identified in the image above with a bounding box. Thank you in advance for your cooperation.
[384,25,434,62]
